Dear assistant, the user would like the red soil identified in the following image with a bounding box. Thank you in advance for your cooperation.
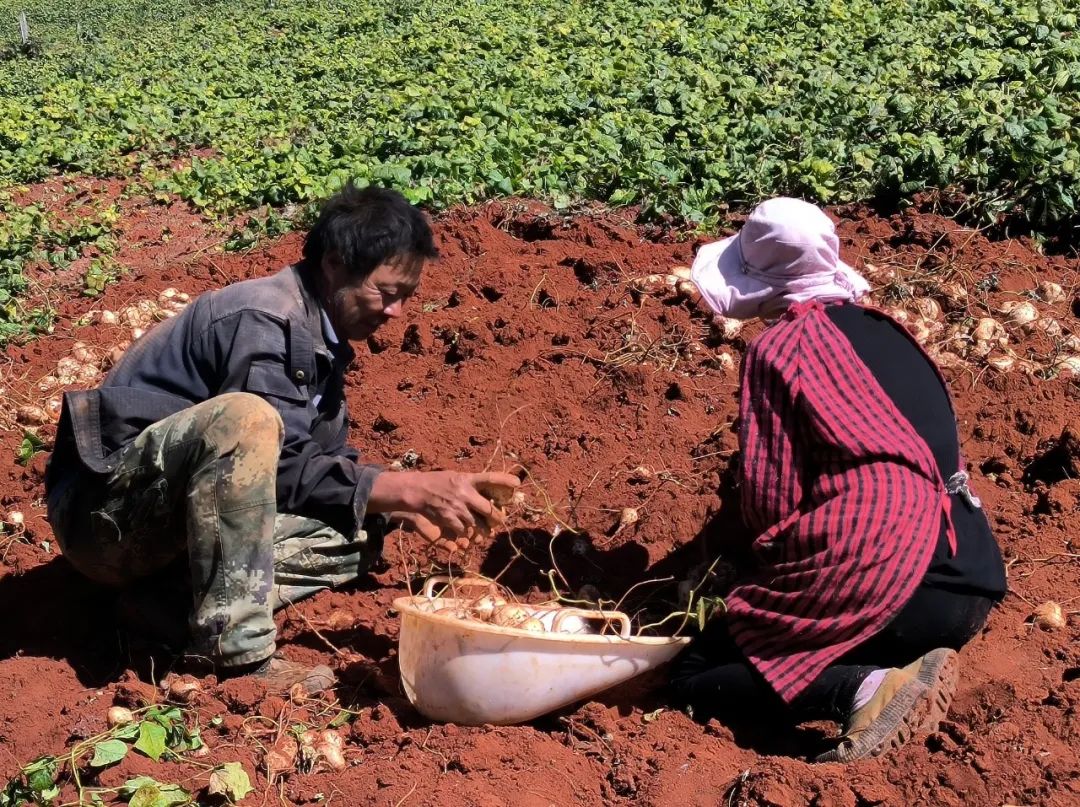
[1,178,1079,806]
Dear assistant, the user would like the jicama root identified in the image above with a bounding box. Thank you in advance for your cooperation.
[16,406,50,426]
[714,352,736,372]
[106,706,134,727]
[492,604,531,627]
[986,352,1016,373]
[426,580,613,636]
[1032,601,1066,631]
[630,267,693,297]
[998,300,1039,327]
[1054,356,1080,375]
[554,614,593,635]
[263,735,299,782]
[939,283,968,310]
[912,297,942,321]
[1036,281,1066,304]
[435,598,608,636]
[316,730,346,771]
[611,507,639,536]
[471,594,507,621]
[166,678,202,704]
[712,316,743,341]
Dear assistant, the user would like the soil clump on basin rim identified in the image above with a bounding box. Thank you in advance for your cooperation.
[1,179,1078,806]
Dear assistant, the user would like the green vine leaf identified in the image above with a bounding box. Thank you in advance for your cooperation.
[121,778,191,807]
[134,721,167,762]
[207,762,253,803]
[90,738,129,768]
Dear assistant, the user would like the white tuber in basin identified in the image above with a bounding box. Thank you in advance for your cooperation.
[393,577,690,726]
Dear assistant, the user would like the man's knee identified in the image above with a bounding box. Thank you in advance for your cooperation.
[204,393,284,453]
[213,393,283,439]
[208,396,282,494]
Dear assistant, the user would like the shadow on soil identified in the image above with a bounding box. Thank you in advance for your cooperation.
[0,556,132,686]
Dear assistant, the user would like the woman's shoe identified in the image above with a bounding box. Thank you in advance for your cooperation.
[904,647,960,729]
[816,648,960,763]
[816,668,930,762]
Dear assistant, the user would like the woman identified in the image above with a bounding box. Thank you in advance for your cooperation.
[669,198,1006,762]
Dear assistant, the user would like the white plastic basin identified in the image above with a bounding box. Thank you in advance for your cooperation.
[393,577,691,726]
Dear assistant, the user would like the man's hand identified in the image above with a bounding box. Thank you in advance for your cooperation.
[385,510,466,554]
[370,470,521,543]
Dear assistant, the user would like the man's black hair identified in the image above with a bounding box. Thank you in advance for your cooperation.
[302,183,438,278]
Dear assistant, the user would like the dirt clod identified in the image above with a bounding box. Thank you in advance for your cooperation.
[220,678,268,713]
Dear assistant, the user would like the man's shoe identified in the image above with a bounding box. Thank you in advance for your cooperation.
[225,655,336,697]
[815,666,931,763]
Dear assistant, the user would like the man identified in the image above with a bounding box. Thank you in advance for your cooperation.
[45,184,519,694]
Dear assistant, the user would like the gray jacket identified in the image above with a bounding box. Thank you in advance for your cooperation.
[46,265,383,538]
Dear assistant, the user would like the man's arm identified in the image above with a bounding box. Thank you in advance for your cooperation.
[205,310,519,543]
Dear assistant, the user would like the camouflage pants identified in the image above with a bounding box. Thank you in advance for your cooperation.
[48,393,382,667]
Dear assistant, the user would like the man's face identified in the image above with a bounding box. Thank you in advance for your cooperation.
[321,254,422,342]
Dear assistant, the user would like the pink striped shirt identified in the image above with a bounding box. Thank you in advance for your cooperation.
[727,301,956,702]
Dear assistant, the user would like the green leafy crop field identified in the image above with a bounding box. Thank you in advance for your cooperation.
[0,0,1078,334]
[3,0,1079,220]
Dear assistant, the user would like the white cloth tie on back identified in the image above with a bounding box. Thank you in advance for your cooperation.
[946,470,983,510]
[691,197,870,320]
